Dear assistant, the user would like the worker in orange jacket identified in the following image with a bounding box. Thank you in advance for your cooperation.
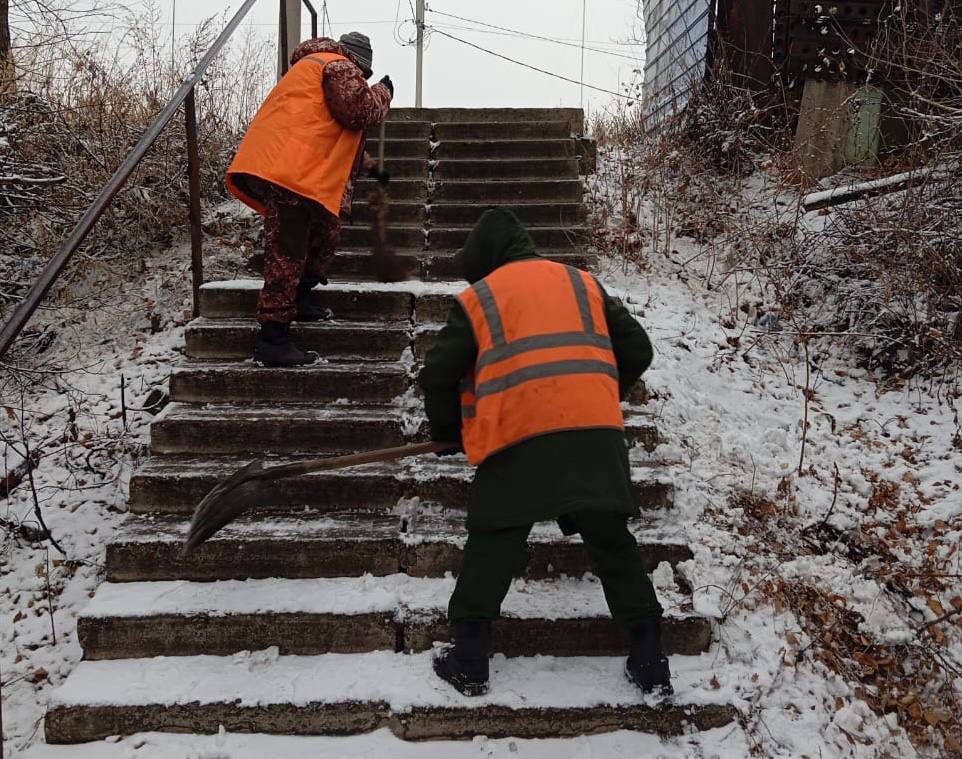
[419,208,672,697]
[227,33,393,366]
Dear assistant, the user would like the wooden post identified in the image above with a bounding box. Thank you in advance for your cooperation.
[794,79,861,179]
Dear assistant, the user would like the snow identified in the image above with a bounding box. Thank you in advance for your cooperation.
[79,575,692,622]
[5,151,960,759]
[48,650,737,711]
[20,727,752,759]
[202,278,466,296]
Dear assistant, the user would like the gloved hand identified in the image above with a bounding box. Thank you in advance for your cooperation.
[367,166,391,185]
[378,75,394,97]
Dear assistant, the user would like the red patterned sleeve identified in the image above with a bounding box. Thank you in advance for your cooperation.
[323,60,392,132]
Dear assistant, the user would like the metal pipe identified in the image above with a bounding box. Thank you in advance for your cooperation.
[302,0,318,38]
[279,0,290,78]
[185,90,204,319]
[0,0,261,358]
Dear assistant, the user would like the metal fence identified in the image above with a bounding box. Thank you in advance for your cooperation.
[642,0,713,127]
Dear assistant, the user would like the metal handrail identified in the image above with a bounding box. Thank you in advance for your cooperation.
[0,0,320,358]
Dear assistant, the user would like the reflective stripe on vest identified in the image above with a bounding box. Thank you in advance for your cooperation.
[457,259,624,465]
[225,52,363,217]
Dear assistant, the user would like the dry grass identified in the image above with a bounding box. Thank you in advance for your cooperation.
[0,1,274,326]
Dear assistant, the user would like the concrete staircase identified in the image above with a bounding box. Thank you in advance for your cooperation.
[35,109,737,750]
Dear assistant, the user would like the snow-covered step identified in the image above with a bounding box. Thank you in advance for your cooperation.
[76,575,709,660]
[106,513,403,582]
[345,222,594,251]
[128,455,674,515]
[432,178,584,203]
[105,512,692,582]
[150,403,659,457]
[434,138,581,160]
[434,119,573,140]
[340,223,426,250]
[20,724,750,759]
[149,403,418,455]
[433,158,581,181]
[185,317,412,360]
[129,455,410,515]
[169,361,410,404]
[327,249,596,283]
[431,200,587,226]
[44,651,738,743]
[199,279,433,321]
[431,225,586,250]
[403,510,693,579]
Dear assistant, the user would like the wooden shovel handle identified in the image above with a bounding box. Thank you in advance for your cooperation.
[253,441,458,482]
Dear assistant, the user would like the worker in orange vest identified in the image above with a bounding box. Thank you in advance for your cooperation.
[419,208,672,697]
[226,33,393,366]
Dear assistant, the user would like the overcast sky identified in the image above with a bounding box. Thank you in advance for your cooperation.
[150,0,645,116]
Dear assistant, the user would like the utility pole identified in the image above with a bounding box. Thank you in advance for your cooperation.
[580,0,586,110]
[415,0,425,108]
[278,0,302,80]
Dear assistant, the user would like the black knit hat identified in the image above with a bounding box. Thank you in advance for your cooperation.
[339,32,373,77]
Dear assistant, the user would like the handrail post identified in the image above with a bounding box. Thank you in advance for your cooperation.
[185,89,204,319]
[279,0,302,79]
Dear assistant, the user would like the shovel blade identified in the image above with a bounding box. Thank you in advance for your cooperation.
[183,459,268,555]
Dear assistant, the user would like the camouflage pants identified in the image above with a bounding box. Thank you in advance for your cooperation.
[254,180,341,325]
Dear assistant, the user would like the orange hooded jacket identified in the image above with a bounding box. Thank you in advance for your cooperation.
[457,259,625,465]
[225,52,363,218]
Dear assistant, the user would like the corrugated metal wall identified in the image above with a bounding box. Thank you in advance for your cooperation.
[642,0,714,126]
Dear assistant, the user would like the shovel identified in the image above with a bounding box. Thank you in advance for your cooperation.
[183,441,456,555]
[369,119,410,282]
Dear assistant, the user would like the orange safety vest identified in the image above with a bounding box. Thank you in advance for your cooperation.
[225,52,363,217]
[457,259,624,466]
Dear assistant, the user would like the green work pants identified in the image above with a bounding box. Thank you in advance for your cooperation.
[448,510,664,628]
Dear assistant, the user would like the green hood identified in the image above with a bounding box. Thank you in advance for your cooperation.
[454,207,539,284]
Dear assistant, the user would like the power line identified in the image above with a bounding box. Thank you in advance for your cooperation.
[429,7,643,46]
[426,26,632,100]
[427,7,643,60]
[426,21,641,61]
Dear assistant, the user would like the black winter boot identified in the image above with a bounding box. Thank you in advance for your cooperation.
[253,322,316,367]
[626,618,673,696]
[295,282,326,322]
[433,621,491,696]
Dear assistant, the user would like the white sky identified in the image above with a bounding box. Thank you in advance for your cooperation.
[151,0,646,116]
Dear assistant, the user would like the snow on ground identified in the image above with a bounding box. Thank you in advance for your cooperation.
[22,726,751,759]
[4,165,961,757]
[1,252,192,753]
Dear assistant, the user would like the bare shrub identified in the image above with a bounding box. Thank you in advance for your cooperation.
[0,1,274,325]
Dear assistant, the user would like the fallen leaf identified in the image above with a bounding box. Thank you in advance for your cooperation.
[710,674,721,689]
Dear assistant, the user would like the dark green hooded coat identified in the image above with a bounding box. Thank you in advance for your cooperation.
[418,208,653,531]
